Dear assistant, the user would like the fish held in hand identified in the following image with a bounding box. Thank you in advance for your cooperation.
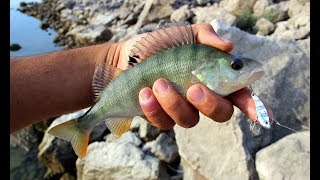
[48,21,265,158]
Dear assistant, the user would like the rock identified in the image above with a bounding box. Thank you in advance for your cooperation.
[175,19,310,179]
[10,126,46,180]
[20,1,27,7]
[10,43,22,51]
[192,6,236,25]
[253,0,273,16]
[288,0,310,17]
[60,173,76,180]
[143,133,179,163]
[40,22,50,29]
[138,117,162,141]
[170,5,193,21]
[263,1,289,23]
[293,15,310,29]
[219,0,257,14]
[254,17,275,35]
[272,27,309,40]
[256,131,310,180]
[38,108,108,178]
[89,12,118,26]
[174,113,261,180]
[135,0,173,29]
[76,132,169,179]
[67,25,113,45]
[196,0,213,6]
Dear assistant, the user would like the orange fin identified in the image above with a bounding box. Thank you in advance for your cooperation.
[105,117,133,138]
[92,63,123,102]
[129,21,195,66]
[47,119,90,158]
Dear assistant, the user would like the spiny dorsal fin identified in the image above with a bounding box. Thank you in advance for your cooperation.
[92,63,123,102]
[105,117,133,138]
[129,21,196,65]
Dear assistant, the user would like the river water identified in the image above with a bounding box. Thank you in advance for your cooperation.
[10,0,64,57]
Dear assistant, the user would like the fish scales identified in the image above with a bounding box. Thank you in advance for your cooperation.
[84,44,209,124]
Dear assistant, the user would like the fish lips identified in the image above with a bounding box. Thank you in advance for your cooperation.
[241,66,265,84]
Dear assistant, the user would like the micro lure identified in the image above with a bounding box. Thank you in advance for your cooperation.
[249,88,299,133]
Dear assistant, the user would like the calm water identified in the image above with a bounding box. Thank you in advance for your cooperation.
[10,0,64,57]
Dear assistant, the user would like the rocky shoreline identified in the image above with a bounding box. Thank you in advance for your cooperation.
[11,0,310,179]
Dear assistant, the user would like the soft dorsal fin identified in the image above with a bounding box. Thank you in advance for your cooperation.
[92,63,123,101]
[129,21,196,65]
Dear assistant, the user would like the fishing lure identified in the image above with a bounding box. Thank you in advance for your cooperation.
[249,87,301,133]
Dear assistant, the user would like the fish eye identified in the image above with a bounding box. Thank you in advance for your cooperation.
[231,59,243,70]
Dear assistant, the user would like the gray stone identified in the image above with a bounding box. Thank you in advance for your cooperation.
[256,131,310,180]
[89,12,118,26]
[254,17,275,35]
[293,15,310,29]
[143,133,179,163]
[196,0,212,6]
[67,25,113,44]
[174,113,260,180]
[272,27,309,40]
[192,6,236,26]
[170,5,193,21]
[76,132,169,180]
[138,116,162,141]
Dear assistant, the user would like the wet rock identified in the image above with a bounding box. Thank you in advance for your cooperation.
[256,131,310,180]
[40,22,50,29]
[143,133,179,163]
[76,132,169,179]
[10,43,22,51]
[170,5,193,21]
[192,6,236,25]
[10,126,46,180]
[254,17,275,35]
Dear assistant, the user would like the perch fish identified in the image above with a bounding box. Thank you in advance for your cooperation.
[48,21,265,157]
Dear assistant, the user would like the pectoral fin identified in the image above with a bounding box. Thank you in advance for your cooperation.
[192,60,219,90]
[92,63,123,101]
[105,117,133,138]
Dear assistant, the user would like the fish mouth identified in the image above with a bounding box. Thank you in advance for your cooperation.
[246,67,265,84]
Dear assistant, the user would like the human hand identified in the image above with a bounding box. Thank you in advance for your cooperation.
[99,23,273,130]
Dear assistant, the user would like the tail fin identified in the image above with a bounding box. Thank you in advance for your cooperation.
[48,119,90,158]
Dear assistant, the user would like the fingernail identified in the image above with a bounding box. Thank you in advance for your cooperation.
[155,79,168,95]
[140,89,152,103]
[189,86,205,103]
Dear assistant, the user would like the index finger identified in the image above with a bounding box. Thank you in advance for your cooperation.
[227,88,274,123]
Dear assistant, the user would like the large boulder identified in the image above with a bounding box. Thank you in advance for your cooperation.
[174,19,309,179]
[76,132,169,180]
[256,131,310,180]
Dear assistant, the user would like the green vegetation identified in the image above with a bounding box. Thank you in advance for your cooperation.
[236,7,283,34]
[235,7,258,34]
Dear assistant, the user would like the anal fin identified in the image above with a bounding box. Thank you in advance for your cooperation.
[105,117,133,138]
